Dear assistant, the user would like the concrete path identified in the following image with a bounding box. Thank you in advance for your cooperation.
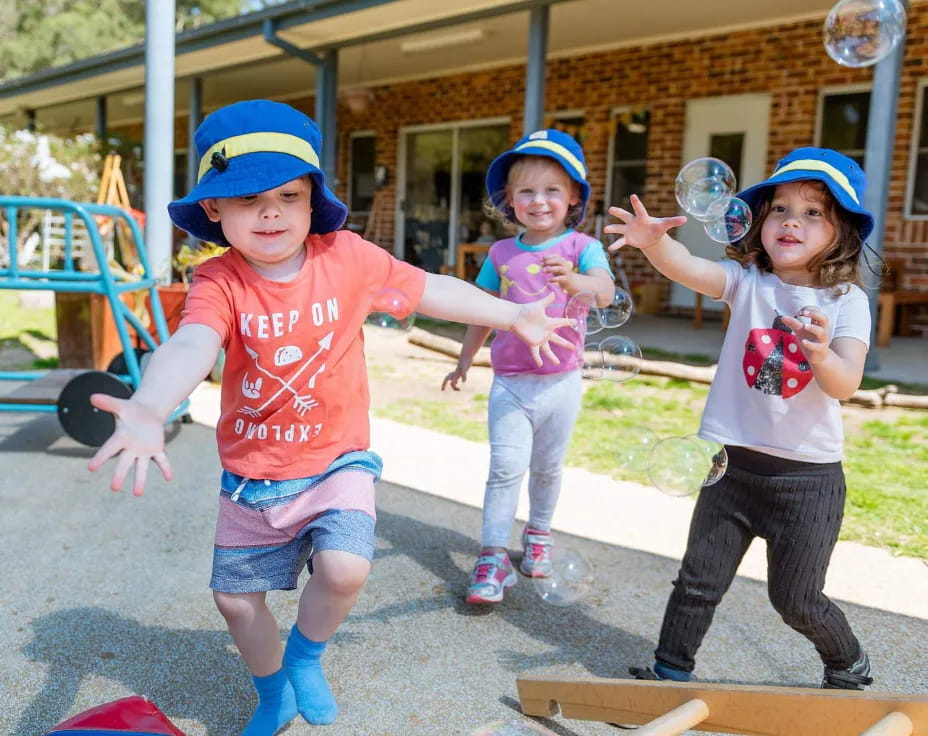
[0,385,925,736]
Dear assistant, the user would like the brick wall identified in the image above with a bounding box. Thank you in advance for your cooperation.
[160,8,928,329]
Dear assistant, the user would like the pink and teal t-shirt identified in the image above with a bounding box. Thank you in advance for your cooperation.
[179,230,426,480]
[475,229,612,376]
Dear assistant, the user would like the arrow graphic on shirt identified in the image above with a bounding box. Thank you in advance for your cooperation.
[239,332,334,417]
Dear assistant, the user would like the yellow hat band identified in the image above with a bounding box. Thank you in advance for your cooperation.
[198,132,320,182]
[772,159,859,204]
[514,139,587,180]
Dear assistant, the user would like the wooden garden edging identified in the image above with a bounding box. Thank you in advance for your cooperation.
[406,328,928,410]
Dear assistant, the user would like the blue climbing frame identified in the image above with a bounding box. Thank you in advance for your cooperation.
[0,195,188,422]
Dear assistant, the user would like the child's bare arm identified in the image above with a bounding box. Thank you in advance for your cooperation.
[88,323,222,495]
[418,273,573,367]
[606,194,727,299]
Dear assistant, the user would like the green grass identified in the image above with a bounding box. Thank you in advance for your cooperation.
[376,376,928,559]
[0,291,58,368]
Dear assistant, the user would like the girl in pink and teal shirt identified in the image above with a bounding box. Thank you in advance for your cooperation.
[442,129,615,604]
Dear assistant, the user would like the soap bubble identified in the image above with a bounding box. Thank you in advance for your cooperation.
[565,290,603,336]
[600,288,634,328]
[704,197,753,244]
[823,0,906,68]
[686,435,728,487]
[579,340,604,380]
[675,158,737,222]
[600,335,642,383]
[648,435,727,497]
[533,547,594,606]
[366,288,415,331]
[615,425,660,476]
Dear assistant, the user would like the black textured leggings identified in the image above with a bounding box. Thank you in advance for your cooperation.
[654,446,862,673]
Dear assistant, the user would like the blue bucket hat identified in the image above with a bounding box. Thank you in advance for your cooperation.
[485,128,590,224]
[168,99,348,245]
[737,146,874,241]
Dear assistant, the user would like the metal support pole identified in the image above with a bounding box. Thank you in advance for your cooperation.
[523,3,549,134]
[862,0,907,371]
[187,77,203,193]
[316,49,339,181]
[144,0,176,283]
[96,96,107,142]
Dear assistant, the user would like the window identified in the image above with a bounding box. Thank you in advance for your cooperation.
[174,151,188,199]
[545,112,585,144]
[907,81,928,217]
[818,90,870,167]
[349,133,376,213]
[608,107,650,211]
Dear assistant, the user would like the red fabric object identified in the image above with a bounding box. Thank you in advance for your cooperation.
[45,695,186,735]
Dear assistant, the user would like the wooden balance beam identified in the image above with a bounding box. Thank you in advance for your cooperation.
[517,676,927,736]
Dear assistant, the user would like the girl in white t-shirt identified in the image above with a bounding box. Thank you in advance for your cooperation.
[604,147,876,690]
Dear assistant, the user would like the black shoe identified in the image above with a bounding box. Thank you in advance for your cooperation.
[628,662,693,682]
[629,665,661,680]
[822,651,873,690]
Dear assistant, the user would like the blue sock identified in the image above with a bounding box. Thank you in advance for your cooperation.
[283,625,338,725]
[654,661,693,682]
[243,669,297,736]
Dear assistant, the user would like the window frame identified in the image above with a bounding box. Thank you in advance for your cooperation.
[604,104,650,213]
[905,78,928,220]
[814,83,872,164]
[347,130,376,216]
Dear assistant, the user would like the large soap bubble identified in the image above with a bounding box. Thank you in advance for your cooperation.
[600,287,634,328]
[704,197,753,244]
[532,547,594,606]
[366,288,415,331]
[823,0,906,68]
[675,157,737,222]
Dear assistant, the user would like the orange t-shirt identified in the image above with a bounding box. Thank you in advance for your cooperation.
[179,230,426,480]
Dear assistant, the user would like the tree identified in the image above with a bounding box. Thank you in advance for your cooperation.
[0,1,284,82]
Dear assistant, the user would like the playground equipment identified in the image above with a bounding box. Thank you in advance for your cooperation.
[0,195,189,446]
[517,676,928,735]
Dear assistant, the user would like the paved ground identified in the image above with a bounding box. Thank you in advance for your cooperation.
[1,395,926,736]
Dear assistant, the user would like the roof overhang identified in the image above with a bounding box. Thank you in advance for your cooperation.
[1,0,913,132]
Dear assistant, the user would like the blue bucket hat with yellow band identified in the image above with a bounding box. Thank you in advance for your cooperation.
[485,128,590,224]
[168,99,348,245]
[737,146,874,241]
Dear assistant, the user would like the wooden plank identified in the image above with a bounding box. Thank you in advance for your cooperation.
[2,370,86,405]
[516,676,928,736]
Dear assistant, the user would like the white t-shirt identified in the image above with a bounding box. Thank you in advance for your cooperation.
[699,260,871,463]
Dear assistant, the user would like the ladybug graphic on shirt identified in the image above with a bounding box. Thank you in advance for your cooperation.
[743,313,812,398]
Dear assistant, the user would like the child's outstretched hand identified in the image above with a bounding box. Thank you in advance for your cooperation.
[605,194,687,252]
[510,292,575,367]
[779,307,831,365]
[87,393,173,497]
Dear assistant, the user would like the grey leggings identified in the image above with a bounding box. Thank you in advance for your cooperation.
[655,446,863,673]
[481,371,582,548]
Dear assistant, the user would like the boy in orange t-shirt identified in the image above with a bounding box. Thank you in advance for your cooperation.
[88,100,572,735]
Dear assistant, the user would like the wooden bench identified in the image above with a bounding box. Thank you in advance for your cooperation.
[878,258,928,347]
[454,242,490,281]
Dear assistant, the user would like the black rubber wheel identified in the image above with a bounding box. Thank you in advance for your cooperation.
[106,347,151,379]
[57,370,132,447]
